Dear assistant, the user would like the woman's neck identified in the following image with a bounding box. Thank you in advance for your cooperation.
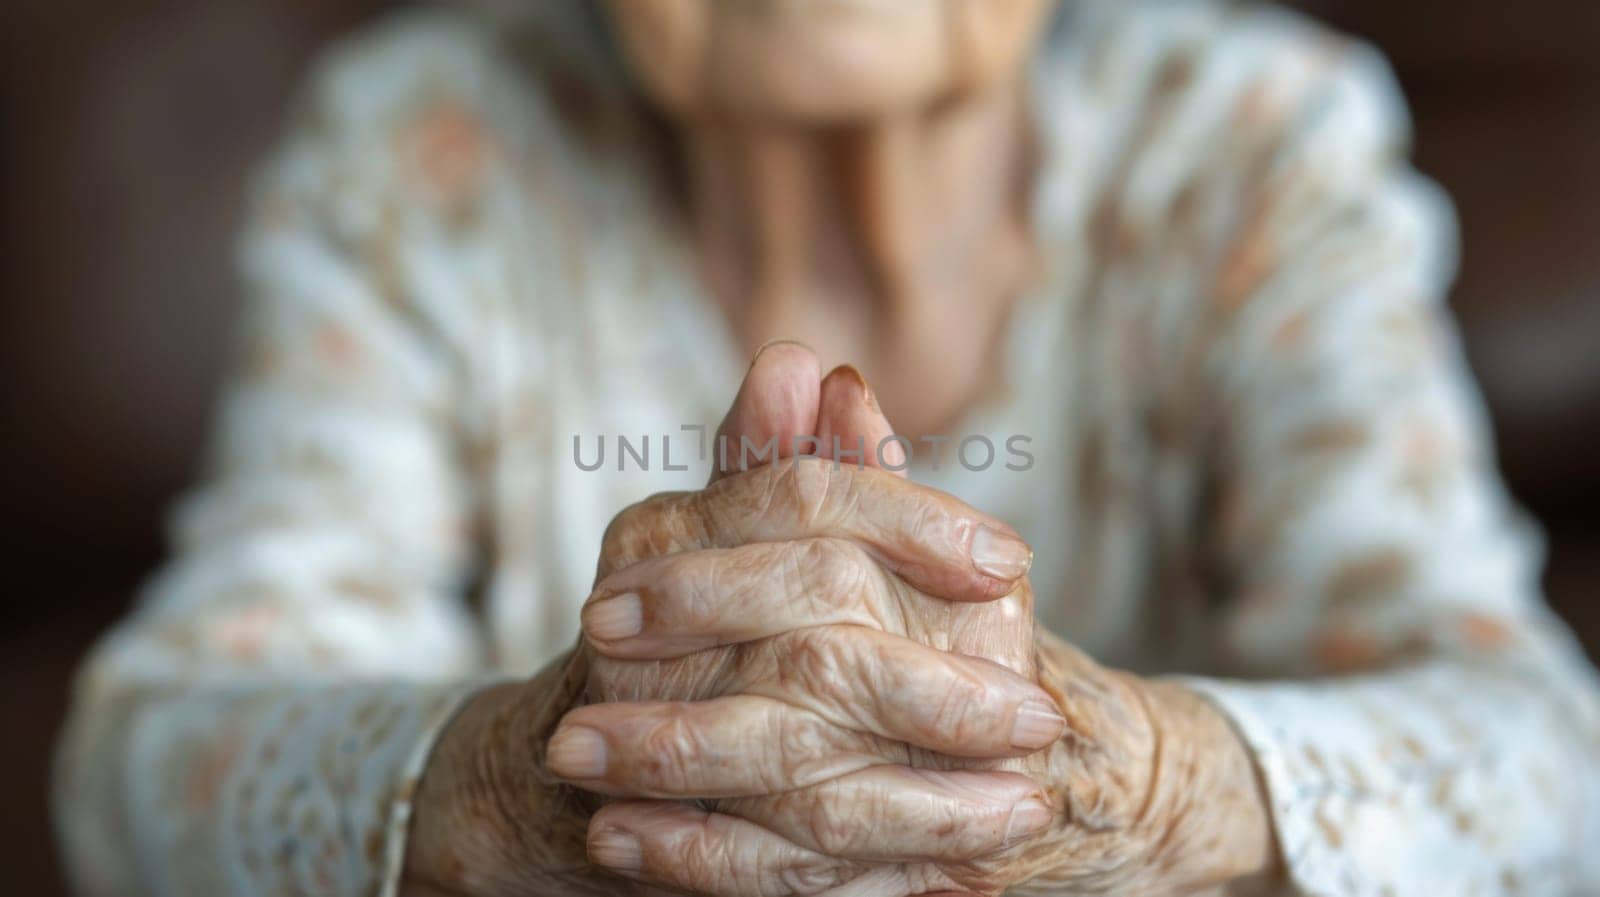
[680,79,1038,432]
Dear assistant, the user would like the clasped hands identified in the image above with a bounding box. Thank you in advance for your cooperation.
[404,343,1277,897]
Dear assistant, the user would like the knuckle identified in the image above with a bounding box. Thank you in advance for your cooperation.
[697,475,751,544]
[600,497,671,574]
[903,861,1006,897]
[601,489,700,572]
[763,834,855,897]
[806,785,884,857]
[905,497,956,557]
[702,461,799,541]
[768,710,849,790]
[804,805,856,858]
[678,814,739,890]
[782,628,855,700]
[686,813,848,897]
[945,862,1011,896]
[709,460,873,544]
[782,630,921,740]
[775,863,850,897]
[639,713,703,794]
[697,542,789,614]
[900,862,964,896]
[776,458,842,528]
[780,539,870,618]
[920,668,993,748]
[597,505,641,573]
[941,795,1014,859]
[813,539,876,603]
[657,551,717,621]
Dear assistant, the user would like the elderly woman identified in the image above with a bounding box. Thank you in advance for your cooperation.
[55,1,1600,895]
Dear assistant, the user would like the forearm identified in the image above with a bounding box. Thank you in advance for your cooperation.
[56,675,479,897]
[1185,650,1600,895]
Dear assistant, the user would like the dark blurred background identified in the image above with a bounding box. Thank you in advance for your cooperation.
[2,1,1597,893]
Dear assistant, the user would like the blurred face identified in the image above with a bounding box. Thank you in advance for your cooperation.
[602,0,1056,123]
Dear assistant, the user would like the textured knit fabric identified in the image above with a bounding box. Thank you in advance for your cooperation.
[54,2,1600,895]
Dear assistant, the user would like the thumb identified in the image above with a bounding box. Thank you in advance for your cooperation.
[816,364,907,478]
[708,339,821,484]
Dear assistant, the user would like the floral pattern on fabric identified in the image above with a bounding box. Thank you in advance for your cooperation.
[54,3,1599,896]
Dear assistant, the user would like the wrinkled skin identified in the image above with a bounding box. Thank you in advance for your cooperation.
[402,0,1278,890]
[402,346,1275,897]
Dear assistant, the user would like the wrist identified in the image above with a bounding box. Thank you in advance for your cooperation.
[1018,633,1279,896]
[401,651,598,897]
[1137,680,1281,894]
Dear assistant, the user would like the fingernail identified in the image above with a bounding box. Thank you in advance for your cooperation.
[828,362,868,393]
[750,337,812,369]
[589,828,642,872]
[972,526,1033,580]
[547,725,608,779]
[831,364,885,415]
[583,592,643,641]
[1010,699,1065,750]
[1003,797,1054,847]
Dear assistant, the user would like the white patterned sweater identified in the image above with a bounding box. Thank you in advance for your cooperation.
[54,2,1600,895]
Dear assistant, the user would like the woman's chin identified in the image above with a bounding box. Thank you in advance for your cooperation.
[704,30,949,124]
